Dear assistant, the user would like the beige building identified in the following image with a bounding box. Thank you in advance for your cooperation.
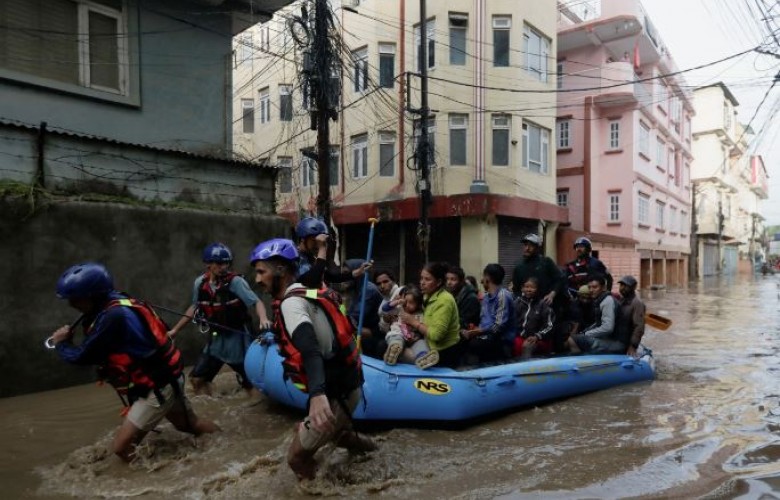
[690,83,768,277]
[233,0,566,281]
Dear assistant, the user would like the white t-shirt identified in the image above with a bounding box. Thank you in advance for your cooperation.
[279,284,336,359]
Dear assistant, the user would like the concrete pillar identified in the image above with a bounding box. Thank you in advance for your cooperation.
[460,216,498,279]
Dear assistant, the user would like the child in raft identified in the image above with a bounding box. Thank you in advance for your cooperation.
[382,286,439,369]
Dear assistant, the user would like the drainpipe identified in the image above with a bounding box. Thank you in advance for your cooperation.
[35,121,47,188]
[584,97,593,232]
[398,0,405,185]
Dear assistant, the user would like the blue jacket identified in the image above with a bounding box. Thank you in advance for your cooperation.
[56,292,160,366]
[478,287,517,345]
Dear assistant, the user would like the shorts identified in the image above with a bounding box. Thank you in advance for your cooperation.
[126,377,194,433]
[299,389,361,451]
[190,352,252,388]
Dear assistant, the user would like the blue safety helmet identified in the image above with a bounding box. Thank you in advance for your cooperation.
[202,242,233,263]
[250,238,299,266]
[56,262,114,299]
[574,237,592,250]
[295,217,328,239]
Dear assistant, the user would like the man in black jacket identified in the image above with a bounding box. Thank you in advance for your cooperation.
[445,265,480,330]
[511,233,565,306]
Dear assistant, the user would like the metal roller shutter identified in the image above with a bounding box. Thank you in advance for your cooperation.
[497,216,538,286]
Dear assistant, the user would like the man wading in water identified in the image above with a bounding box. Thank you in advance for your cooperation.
[49,263,218,462]
[250,238,376,481]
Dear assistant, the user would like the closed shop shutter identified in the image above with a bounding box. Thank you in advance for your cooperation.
[723,246,737,275]
[702,242,718,276]
[497,216,538,286]
[339,221,402,282]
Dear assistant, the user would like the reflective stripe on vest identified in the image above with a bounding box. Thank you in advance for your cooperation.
[273,287,361,394]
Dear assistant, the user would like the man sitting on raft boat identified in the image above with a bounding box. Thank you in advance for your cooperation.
[565,274,625,355]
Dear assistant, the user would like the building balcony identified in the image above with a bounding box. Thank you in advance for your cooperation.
[592,61,652,108]
[750,155,769,199]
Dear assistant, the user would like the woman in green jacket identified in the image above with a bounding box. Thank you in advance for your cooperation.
[400,262,462,368]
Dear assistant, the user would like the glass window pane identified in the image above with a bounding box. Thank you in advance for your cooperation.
[380,143,394,176]
[493,30,509,67]
[89,11,120,90]
[493,129,508,166]
[450,28,466,65]
[329,149,339,186]
[450,129,466,165]
[379,54,394,88]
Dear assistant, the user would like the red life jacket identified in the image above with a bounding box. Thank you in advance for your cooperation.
[273,287,362,394]
[196,272,250,332]
[89,298,183,402]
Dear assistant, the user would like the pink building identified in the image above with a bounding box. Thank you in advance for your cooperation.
[555,0,693,289]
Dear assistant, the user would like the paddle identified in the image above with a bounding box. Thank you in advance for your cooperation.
[356,217,379,351]
[645,312,672,331]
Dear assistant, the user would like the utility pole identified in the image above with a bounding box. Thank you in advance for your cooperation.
[313,0,335,223]
[417,0,431,262]
[689,184,698,280]
[717,196,724,274]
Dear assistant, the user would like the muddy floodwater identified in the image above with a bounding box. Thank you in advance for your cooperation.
[2,276,780,499]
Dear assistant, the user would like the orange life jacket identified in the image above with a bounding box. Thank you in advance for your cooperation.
[89,298,183,403]
[273,287,362,395]
[196,272,250,332]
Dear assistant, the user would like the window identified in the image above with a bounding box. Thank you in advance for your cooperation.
[723,101,732,130]
[449,14,467,65]
[353,48,368,92]
[656,137,665,168]
[279,85,292,121]
[680,210,688,234]
[492,115,510,166]
[241,99,254,133]
[638,193,650,224]
[523,25,550,82]
[415,19,436,71]
[557,61,564,89]
[329,147,339,187]
[522,121,549,173]
[557,190,569,207]
[639,121,650,157]
[449,114,468,166]
[0,0,130,96]
[259,25,270,52]
[301,156,316,188]
[278,156,292,193]
[352,134,368,178]
[608,120,620,149]
[656,201,665,229]
[670,206,678,233]
[673,154,681,187]
[556,120,571,149]
[378,43,395,88]
[609,194,620,222]
[493,16,511,67]
[379,132,396,176]
[259,88,270,123]
[237,33,252,65]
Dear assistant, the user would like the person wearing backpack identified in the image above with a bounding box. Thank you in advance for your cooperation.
[564,237,612,296]
[565,273,625,354]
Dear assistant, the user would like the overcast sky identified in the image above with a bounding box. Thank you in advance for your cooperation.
[641,0,780,226]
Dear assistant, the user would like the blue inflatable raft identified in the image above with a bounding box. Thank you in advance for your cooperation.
[244,337,655,422]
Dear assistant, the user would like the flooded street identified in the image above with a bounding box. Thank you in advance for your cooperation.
[2,275,780,499]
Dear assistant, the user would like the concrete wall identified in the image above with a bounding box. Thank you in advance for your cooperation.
[0,123,276,213]
[0,198,288,397]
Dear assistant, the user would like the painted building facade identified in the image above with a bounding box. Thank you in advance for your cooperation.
[234,0,567,282]
[556,0,693,289]
[690,83,768,277]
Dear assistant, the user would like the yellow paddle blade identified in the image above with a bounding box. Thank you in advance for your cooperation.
[645,312,672,331]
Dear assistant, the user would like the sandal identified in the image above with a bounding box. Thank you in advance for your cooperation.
[415,350,439,370]
[383,342,403,365]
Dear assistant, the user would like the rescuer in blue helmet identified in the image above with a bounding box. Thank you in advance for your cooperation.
[167,242,270,396]
[50,262,218,462]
